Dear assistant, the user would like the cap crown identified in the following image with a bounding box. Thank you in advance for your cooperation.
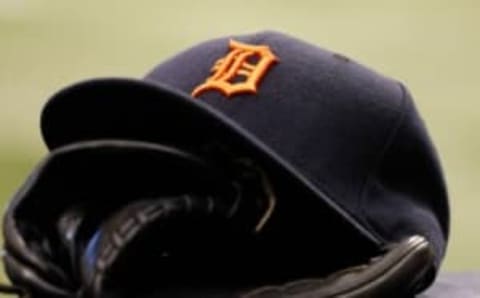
[146,31,449,267]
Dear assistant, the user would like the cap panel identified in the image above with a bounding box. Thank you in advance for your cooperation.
[361,84,449,269]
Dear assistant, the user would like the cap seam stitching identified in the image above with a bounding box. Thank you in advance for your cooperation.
[358,81,409,244]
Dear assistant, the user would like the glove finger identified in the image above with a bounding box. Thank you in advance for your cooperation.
[241,235,435,298]
[3,252,72,298]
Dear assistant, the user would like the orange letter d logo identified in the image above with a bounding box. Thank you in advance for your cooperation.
[192,39,278,98]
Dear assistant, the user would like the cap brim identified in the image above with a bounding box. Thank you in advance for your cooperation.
[41,78,382,251]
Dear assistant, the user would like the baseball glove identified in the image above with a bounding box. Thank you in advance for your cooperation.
[1,140,435,298]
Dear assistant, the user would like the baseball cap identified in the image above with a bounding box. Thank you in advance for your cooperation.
[40,31,449,284]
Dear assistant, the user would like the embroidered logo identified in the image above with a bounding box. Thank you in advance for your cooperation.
[192,39,278,98]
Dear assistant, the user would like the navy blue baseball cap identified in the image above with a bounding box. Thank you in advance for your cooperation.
[40,31,449,283]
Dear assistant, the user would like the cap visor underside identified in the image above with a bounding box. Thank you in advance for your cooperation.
[41,78,382,251]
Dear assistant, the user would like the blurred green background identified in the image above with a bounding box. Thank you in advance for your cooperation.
[1,0,479,283]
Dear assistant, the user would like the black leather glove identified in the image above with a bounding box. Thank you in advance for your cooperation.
[1,140,435,298]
